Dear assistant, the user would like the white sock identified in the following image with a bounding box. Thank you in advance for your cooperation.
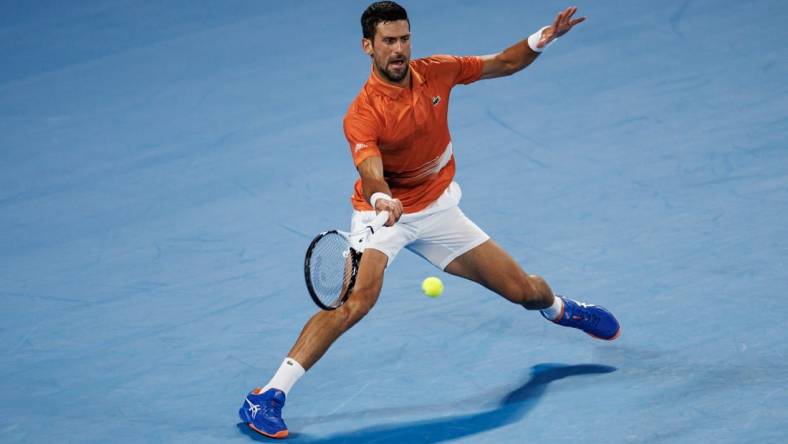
[540,296,564,321]
[261,357,305,397]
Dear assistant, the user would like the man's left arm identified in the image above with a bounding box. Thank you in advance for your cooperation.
[479,6,585,80]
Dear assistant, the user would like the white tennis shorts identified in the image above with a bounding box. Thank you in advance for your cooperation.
[350,182,490,270]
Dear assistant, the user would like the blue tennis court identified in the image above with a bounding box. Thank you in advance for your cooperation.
[1,1,786,442]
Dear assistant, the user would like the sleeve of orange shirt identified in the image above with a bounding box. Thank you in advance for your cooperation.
[343,106,382,167]
[426,55,484,86]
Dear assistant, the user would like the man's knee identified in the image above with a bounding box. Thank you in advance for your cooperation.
[338,285,379,329]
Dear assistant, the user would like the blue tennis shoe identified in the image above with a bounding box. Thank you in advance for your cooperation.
[239,388,288,439]
[544,296,621,340]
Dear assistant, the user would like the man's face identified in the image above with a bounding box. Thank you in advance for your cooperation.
[363,20,411,84]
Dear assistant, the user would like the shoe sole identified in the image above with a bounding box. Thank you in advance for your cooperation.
[586,326,621,341]
[248,423,288,439]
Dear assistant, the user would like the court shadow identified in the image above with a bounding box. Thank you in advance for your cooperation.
[237,363,616,443]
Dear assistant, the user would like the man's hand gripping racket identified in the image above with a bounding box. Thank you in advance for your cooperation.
[304,210,391,310]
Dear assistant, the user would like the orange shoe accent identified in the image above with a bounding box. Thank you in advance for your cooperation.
[248,423,288,439]
[250,388,265,395]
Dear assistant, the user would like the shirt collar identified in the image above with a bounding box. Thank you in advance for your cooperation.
[366,60,425,99]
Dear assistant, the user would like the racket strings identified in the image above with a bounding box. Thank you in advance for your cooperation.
[308,233,355,307]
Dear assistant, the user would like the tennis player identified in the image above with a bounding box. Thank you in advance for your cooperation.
[240,2,619,438]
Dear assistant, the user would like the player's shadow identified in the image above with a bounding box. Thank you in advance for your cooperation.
[237,363,616,443]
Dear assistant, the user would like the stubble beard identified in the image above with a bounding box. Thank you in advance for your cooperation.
[375,59,408,83]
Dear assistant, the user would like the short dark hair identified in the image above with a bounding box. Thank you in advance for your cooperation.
[361,1,409,40]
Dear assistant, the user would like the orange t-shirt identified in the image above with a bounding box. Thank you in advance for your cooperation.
[343,55,484,213]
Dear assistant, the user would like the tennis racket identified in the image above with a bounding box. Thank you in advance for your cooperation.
[304,211,390,310]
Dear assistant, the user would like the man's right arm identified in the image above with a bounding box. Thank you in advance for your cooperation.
[357,156,403,226]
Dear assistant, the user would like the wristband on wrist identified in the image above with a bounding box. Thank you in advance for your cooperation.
[527,26,554,53]
[370,192,391,209]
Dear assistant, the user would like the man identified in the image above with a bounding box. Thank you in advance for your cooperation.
[240,2,619,439]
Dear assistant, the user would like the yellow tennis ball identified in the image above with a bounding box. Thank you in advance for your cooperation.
[421,276,444,297]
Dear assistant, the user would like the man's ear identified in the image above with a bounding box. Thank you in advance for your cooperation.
[362,38,374,57]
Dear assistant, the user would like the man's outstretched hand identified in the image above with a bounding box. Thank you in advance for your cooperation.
[538,6,586,49]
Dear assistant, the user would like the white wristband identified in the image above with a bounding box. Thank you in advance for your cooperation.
[370,192,391,209]
[527,26,554,53]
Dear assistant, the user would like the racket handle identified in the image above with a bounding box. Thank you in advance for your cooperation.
[367,211,390,233]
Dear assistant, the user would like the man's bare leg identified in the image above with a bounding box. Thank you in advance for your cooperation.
[289,248,388,370]
[445,239,620,339]
[239,249,390,438]
[444,239,554,309]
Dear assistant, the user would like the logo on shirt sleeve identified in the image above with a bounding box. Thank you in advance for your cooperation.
[354,143,368,153]
[431,96,441,106]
